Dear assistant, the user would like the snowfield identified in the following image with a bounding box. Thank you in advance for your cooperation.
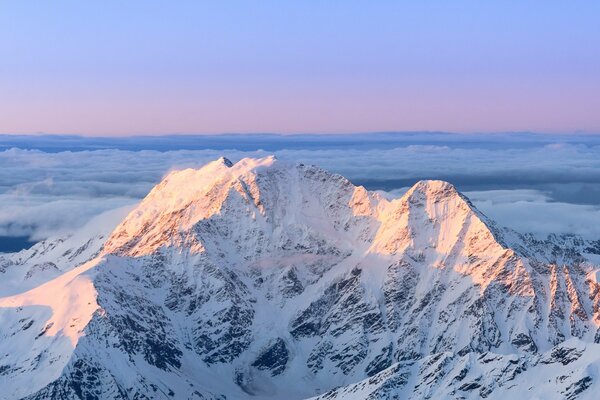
[1,156,600,399]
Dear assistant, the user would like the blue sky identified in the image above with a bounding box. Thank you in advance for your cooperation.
[1,1,599,135]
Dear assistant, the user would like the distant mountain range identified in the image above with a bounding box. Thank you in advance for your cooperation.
[3,132,600,152]
[1,156,599,399]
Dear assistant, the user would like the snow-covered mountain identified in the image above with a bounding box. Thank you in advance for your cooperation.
[1,156,600,399]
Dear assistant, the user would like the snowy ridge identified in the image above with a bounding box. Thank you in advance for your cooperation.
[0,156,599,399]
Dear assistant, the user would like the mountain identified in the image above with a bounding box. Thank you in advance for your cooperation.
[1,156,600,399]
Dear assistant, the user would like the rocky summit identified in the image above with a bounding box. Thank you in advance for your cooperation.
[1,156,600,399]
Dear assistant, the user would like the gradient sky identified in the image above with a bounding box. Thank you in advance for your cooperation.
[1,1,599,136]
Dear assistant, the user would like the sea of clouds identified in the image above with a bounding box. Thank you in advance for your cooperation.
[1,133,600,247]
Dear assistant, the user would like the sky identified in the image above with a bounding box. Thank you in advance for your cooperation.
[1,1,599,135]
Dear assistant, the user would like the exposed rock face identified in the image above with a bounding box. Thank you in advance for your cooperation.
[1,156,599,399]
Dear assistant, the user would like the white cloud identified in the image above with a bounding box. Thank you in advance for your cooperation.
[467,191,600,239]
[464,189,552,204]
[0,195,135,240]
[1,140,600,241]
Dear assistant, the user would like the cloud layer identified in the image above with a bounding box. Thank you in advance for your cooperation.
[465,189,600,239]
[1,136,600,243]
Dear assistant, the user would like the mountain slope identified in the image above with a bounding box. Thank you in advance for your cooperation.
[1,156,599,399]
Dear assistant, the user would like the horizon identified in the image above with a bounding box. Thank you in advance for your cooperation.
[2,130,600,138]
[3,130,600,153]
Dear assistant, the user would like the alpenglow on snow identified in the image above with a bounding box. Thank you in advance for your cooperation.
[1,156,599,399]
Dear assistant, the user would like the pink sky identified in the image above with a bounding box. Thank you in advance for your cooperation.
[1,1,598,136]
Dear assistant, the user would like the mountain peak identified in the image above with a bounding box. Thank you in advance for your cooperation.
[218,156,233,167]
[413,179,455,190]
[403,179,461,202]
[103,157,246,254]
[399,179,495,231]
[102,156,293,256]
